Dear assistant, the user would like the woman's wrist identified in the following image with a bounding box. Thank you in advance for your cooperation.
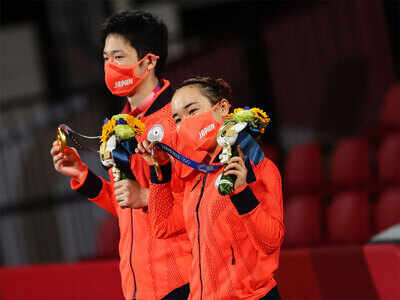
[230,183,248,196]
[150,161,172,184]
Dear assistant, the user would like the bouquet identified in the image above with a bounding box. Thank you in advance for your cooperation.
[217,107,270,195]
[100,114,145,181]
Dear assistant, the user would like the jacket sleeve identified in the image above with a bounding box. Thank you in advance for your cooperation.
[229,159,284,254]
[147,162,187,239]
[70,167,118,216]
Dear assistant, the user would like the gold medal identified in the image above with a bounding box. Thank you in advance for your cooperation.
[57,126,67,152]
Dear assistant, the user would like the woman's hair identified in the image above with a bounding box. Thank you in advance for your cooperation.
[178,77,232,105]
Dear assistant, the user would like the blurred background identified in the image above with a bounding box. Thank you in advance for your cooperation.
[0,0,399,298]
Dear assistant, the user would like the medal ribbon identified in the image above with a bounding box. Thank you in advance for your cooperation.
[58,124,99,153]
[155,142,223,173]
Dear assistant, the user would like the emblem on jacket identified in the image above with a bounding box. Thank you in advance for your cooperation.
[147,125,164,142]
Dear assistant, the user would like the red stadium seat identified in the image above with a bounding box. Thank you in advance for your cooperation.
[326,190,372,244]
[283,195,322,247]
[380,81,400,132]
[96,216,119,259]
[378,133,400,187]
[284,142,323,195]
[330,137,371,190]
[374,187,400,232]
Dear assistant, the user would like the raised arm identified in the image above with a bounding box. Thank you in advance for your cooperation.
[70,167,119,216]
[225,154,284,254]
[51,140,118,216]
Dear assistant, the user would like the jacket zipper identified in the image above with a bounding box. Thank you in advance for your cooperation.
[230,246,236,265]
[192,177,202,191]
[195,174,207,300]
[130,209,137,299]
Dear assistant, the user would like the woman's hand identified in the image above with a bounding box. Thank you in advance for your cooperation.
[135,140,169,165]
[223,147,247,190]
[50,140,87,183]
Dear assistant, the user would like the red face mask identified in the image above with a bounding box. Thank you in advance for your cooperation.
[104,53,159,97]
[176,103,223,153]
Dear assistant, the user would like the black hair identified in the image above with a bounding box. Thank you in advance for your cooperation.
[179,77,232,105]
[101,10,168,77]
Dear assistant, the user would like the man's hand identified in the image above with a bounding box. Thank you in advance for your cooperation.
[50,140,87,183]
[114,179,149,209]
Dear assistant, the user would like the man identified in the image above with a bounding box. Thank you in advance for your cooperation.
[50,10,191,300]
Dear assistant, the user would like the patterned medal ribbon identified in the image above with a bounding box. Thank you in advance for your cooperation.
[57,124,100,153]
[155,142,223,174]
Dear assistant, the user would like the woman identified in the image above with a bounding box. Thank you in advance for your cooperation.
[136,77,284,300]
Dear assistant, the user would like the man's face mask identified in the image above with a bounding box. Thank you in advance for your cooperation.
[104,53,159,97]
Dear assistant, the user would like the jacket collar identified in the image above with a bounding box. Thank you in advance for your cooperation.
[144,79,172,117]
[121,79,173,117]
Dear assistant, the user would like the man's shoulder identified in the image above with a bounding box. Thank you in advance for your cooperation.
[144,80,173,117]
[142,101,173,128]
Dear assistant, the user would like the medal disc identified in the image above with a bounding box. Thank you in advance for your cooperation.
[57,127,67,152]
[147,125,164,142]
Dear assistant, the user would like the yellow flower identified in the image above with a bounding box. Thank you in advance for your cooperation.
[226,108,244,119]
[233,108,244,115]
[100,114,145,144]
[125,115,145,135]
[250,108,270,124]
[101,119,116,143]
[224,106,271,137]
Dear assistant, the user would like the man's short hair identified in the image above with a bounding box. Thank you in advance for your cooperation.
[102,10,168,77]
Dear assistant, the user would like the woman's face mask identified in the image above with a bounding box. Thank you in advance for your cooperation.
[176,103,223,153]
[171,85,230,157]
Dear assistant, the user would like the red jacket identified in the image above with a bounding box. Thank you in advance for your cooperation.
[71,80,192,300]
[147,138,284,300]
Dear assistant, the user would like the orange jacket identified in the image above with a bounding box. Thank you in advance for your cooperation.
[147,137,284,300]
[71,80,192,300]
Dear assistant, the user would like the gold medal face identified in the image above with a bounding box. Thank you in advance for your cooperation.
[218,121,236,139]
[99,141,112,162]
[57,127,67,152]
